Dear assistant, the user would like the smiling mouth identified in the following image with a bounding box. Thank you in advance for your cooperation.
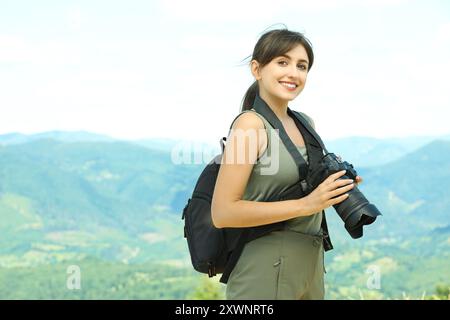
[279,81,298,90]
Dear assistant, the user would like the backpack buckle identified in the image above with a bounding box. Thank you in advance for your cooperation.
[300,180,308,193]
[207,262,216,277]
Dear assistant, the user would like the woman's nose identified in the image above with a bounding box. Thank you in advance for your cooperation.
[287,66,302,78]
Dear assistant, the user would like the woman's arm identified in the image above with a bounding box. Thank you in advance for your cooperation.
[211,111,355,229]
[211,112,309,228]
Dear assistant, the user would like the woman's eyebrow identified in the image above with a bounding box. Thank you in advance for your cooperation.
[279,54,309,64]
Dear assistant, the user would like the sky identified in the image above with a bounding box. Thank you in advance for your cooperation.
[1,0,449,144]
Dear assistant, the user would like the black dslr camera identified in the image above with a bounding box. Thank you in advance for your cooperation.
[306,153,382,239]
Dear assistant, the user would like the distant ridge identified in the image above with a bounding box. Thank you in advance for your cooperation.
[2,130,450,167]
[0,131,115,145]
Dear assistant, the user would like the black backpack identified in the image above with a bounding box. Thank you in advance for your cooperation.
[182,93,333,284]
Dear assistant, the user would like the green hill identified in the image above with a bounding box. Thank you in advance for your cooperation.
[0,136,448,299]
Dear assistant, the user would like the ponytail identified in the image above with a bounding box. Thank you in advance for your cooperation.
[240,81,259,111]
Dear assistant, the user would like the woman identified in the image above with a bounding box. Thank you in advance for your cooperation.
[211,28,362,300]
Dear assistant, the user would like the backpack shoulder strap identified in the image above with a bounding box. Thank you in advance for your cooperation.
[252,94,309,181]
[320,210,333,251]
[296,111,315,129]
[289,110,333,250]
[290,109,328,154]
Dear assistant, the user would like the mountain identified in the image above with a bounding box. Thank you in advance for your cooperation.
[2,130,450,168]
[361,140,450,230]
[0,131,115,145]
[0,134,449,299]
[1,137,449,243]
[0,138,204,265]
[324,135,450,168]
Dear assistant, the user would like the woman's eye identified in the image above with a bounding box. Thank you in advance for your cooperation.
[278,60,307,70]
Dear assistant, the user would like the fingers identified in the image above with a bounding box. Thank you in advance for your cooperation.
[322,178,353,193]
[329,193,349,206]
[329,182,354,198]
[323,170,346,185]
[312,170,356,210]
[331,170,347,180]
[334,178,354,188]
[355,176,363,184]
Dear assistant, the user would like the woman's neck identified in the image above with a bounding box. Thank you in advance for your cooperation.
[259,90,290,122]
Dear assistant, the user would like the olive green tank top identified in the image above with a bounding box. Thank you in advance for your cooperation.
[236,109,322,235]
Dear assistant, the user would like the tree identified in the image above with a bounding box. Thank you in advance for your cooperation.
[187,277,225,300]
[426,284,450,300]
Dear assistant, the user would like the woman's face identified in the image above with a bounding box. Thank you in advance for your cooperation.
[252,44,309,104]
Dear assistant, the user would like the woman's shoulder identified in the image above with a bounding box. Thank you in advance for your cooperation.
[228,110,268,160]
[229,110,266,131]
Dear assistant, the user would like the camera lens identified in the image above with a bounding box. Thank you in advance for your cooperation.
[333,183,382,239]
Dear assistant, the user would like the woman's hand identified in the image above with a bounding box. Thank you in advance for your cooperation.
[301,170,355,215]
[355,175,363,185]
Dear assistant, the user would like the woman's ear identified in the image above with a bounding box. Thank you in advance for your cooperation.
[250,60,262,80]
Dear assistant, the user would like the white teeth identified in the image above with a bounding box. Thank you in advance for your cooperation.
[280,82,296,89]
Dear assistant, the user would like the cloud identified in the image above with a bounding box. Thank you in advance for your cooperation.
[157,0,411,22]
[433,21,450,46]
[0,35,29,63]
[67,7,83,31]
[0,34,81,65]
[1,0,448,141]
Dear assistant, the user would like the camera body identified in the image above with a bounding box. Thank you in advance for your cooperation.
[306,153,381,239]
[320,153,358,179]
